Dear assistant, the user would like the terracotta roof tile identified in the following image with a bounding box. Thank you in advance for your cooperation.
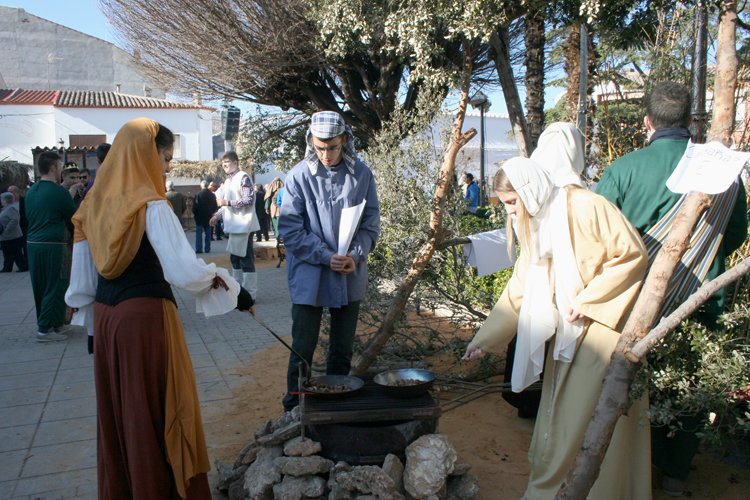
[0,89,59,104]
[0,89,213,110]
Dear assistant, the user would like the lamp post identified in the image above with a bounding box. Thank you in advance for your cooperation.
[469,92,491,207]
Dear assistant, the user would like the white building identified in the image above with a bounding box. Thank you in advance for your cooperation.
[0,5,164,98]
[0,89,215,165]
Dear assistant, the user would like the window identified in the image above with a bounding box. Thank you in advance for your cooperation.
[69,135,106,149]
[173,134,182,158]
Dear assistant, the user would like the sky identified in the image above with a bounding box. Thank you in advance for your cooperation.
[5,0,558,115]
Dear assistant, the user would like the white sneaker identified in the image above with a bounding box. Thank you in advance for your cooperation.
[37,331,68,343]
[54,325,74,334]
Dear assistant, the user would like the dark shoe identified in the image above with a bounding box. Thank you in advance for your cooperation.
[517,407,537,419]
[0,269,12,273]
[196,250,203,254]
[17,268,29,272]
[217,237,223,241]
[662,474,685,497]
[205,250,210,253]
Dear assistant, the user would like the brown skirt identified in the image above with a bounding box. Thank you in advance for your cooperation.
[94,298,211,500]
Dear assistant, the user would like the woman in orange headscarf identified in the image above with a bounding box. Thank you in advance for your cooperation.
[65,118,254,499]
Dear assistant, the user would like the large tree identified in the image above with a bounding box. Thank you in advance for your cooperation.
[99,0,532,147]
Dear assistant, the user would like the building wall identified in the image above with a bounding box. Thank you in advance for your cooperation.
[0,6,164,98]
[0,105,213,163]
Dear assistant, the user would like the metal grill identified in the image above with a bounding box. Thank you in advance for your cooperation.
[299,375,442,425]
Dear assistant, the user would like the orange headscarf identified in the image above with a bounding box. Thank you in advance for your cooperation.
[72,118,167,279]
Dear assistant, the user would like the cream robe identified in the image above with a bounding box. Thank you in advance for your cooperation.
[473,188,652,500]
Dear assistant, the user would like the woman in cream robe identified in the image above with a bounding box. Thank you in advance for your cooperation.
[465,152,652,499]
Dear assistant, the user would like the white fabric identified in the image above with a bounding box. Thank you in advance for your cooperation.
[530,122,586,188]
[463,229,516,277]
[65,239,98,334]
[243,272,258,299]
[502,158,585,392]
[146,201,239,316]
[65,200,241,324]
[227,232,250,258]
[222,170,260,234]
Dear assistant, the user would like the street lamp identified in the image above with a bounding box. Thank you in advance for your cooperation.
[469,92,491,207]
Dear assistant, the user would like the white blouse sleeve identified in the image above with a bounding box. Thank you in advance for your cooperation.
[65,240,98,335]
[146,200,240,316]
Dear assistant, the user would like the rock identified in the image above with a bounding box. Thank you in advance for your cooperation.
[244,445,283,499]
[229,477,249,500]
[258,421,302,447]
[216,460,249,491]
[275,456,334,476]
[334,466,404,500]
[242,446,263,465]
[446,474,480,500]
[449,462,471,477]
[329,481,355,500]
[273,475,327,500]
[355,496,381,500]
[284,436,323,457]
[381,454,404,494]
[328,461,355,491]
[215,459,234,491]
[255,420,274,440]
[403,435,457,499]
[234,441,261,468]
[273,408,299,431]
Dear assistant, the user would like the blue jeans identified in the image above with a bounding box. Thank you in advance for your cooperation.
[195,225,212,253]
[282,301,361,410]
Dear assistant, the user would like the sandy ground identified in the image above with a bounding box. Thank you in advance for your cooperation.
[197,255,749,499]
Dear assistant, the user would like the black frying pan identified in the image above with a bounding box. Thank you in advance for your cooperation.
[252,315,363,398]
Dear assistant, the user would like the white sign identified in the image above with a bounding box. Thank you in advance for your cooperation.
[667,141,750,194]
[338,201,366,256]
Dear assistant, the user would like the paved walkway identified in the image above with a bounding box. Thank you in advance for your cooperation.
[0,233,293,499]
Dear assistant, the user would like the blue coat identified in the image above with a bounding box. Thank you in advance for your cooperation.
[279,159,380,308]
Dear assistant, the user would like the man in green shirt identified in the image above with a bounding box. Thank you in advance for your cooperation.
[597,81,747,496]
[26,152,78,342]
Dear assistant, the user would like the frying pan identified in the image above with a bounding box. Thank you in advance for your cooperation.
[373,368,436,398]
[252,315,363,398]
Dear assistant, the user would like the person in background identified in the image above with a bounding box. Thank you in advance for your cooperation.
[0,192,28,272]
[25,151,77,342]
[208,181,224,241]
[7,186,28,262]
[166,180,185,228]
[210,151,261,299]
[254,184,270,242]
[65,118,254,499]
[61,164,86,201]
[73,168,91,208]
[596,81,747,498]
[265,177,284,237]
[462,172,479,213]
[279,111,380,412]
[193,180,217,253]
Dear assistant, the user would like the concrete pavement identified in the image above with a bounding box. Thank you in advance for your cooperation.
[0,233,292,499]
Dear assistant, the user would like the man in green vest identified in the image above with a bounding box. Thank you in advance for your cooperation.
[597,81,747,497]
[26,152,78,342]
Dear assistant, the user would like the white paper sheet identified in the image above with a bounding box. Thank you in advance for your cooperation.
[463,228,516,277]
[666,141,750,194]
[338,201,366,256]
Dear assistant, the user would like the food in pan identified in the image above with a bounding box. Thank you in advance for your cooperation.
[304,381,352,393]
[388,378,424,387]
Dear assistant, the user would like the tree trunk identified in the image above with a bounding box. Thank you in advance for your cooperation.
[554,2,740,497]
[690,0,709,143]
[708,0,738,145]
[563,24,581,124]
[349,41,477,376]
[523,8,546,148]
[490,27,533,157]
